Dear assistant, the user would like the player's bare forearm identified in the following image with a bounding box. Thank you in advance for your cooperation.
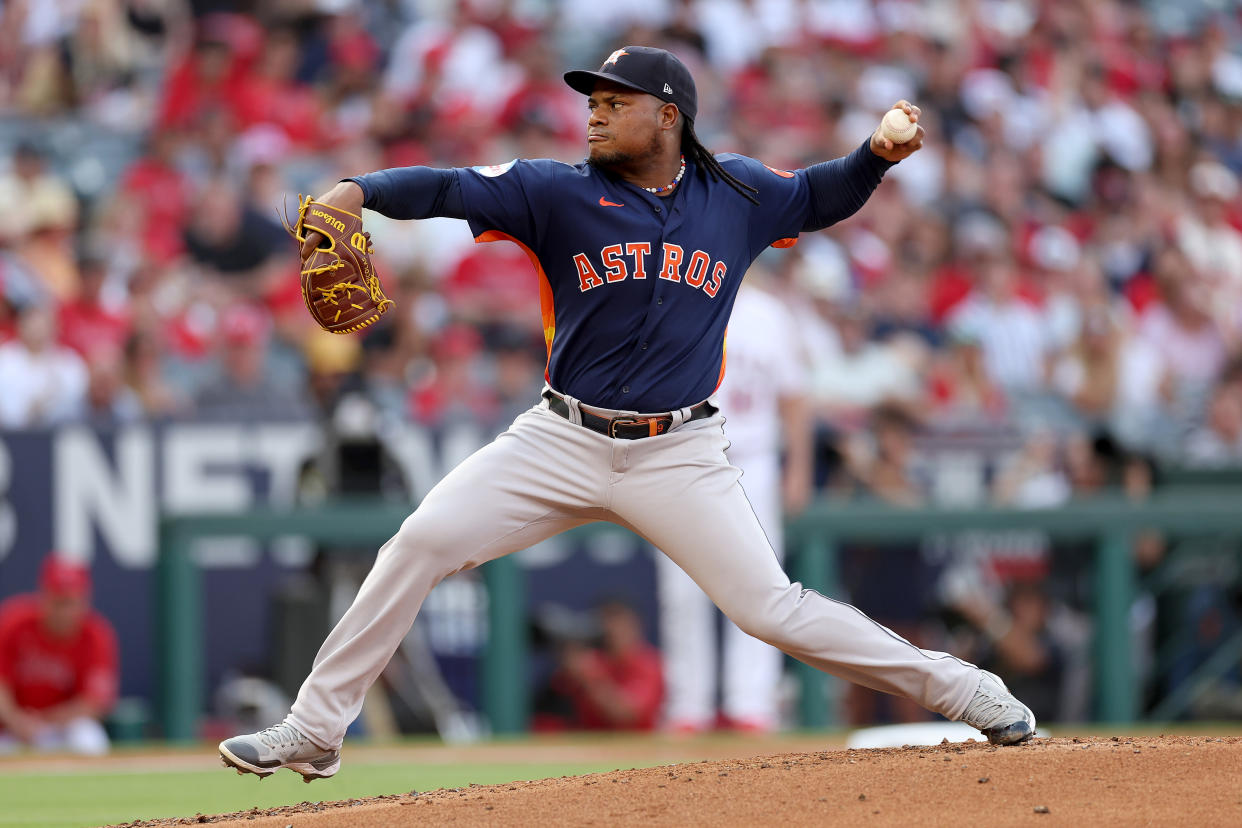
[0,682,20,725]
[994,626,1051,675]
[577,675,642,725]
[0,683,40,740]
[40,696,104,725]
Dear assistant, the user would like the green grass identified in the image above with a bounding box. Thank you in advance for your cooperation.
[0,759,626,828]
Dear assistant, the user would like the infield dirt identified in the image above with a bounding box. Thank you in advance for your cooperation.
[112,735,1241,827]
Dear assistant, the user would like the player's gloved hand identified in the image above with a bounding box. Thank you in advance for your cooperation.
[280,181,393,335]
[296,180,366,259]
[870,100,925,162]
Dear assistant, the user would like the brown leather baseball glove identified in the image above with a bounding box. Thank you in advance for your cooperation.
[281,195,394,335]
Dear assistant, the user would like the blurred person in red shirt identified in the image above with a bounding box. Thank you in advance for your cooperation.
[157,15,261,133]
[57,254,130,360]
[408,323,497,426]
[541,600,663,732]
[0,555,118,755]
[118,131,188,265]
[441,238,541,324]
[233,27,323,148]
[497,40,582,147]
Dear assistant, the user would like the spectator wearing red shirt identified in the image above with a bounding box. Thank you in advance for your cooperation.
[409,324,498,426]
[118,132,189,266]
[0,555,118,755]
[232,27,324,148]
[545,600,664,732]
[156,14,262,134]
[57,255,131,360]
[495,41,582,146]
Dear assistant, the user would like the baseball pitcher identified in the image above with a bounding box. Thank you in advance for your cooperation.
[221,46,1035,782]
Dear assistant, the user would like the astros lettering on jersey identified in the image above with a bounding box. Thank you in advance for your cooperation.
[459,155,806,412]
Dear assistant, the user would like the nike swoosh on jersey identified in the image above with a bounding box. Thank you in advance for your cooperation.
[598,197,625,207]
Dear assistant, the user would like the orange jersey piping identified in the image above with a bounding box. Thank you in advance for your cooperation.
[713,327,728,394]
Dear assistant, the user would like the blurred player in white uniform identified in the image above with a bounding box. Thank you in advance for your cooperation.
[656,276,812,732]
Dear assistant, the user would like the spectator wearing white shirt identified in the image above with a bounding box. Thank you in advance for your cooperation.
[382,8,515,114]
[947,255,1050,395]
[1177,162,1242,340]
[1184,381,1242,468]
[1050,303,1162,449]
[810,300,926,432]
[1138,248,1227,426]
[0,305,88,428]
[1041,63,1153,205]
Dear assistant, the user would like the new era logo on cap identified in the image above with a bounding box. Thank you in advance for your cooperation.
[664,83,673,94]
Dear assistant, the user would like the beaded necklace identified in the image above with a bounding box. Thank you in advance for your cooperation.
[641,154,685,194]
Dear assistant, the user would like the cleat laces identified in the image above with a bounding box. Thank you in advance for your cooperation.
[962,693,1007,729]
[256,723,306,751]
[961,671,1033,736]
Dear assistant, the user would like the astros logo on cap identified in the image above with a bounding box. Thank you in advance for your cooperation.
[604,49,628,66]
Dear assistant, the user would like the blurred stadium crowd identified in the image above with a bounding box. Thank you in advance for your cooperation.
[3,0,1242,733]
[2,0,1242,459]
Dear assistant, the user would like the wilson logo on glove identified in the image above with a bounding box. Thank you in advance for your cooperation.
[281,196,394,335]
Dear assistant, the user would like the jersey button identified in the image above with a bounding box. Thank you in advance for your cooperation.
[641,342,648,350]
[657,298,663,304]
[654,205,662,213]
[622,386,630,393]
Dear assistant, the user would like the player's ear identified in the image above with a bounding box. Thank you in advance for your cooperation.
[659,102,679,130]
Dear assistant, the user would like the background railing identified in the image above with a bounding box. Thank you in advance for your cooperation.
[157,491,1242,741]
[787,493,1242,728]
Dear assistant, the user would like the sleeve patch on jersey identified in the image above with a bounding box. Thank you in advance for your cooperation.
[473,160,518,178]
[763,164,795,179]
[770,237,799,248]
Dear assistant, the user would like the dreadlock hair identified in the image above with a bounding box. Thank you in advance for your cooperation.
[681,118,759,205]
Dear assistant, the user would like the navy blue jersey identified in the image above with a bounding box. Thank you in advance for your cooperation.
[353,142,891,411]
[454,151,876,411]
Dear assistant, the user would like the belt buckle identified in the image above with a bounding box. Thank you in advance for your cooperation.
[609,415,669,438]
[608,416,641,438]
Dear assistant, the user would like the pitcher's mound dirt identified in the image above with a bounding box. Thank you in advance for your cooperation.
[118,735,1242,827]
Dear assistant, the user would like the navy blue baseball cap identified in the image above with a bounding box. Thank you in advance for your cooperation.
[564,46,698,122]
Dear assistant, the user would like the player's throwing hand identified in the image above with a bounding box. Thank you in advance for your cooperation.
[870,100,925,161]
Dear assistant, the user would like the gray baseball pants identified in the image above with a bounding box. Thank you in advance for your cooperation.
[287,397,982,749]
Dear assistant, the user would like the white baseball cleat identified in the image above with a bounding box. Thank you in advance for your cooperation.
[960,670,1037,746]
[219,722,340,782]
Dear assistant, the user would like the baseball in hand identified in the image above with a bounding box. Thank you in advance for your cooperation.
[880,109,918,144]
